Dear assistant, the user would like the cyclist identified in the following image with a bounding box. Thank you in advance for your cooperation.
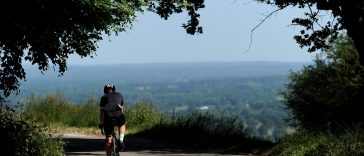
[99,84,126,155]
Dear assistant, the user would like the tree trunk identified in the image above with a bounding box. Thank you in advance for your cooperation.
[341,1,364,66]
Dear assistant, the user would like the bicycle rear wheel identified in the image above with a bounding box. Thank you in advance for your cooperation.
[111,136,120,156]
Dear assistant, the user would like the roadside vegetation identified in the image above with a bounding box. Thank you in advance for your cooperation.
[20,92,273,154]
[21,93,163,134]
[0,104,64,156]
[133,111,274,154]
[266,126,364,156]
[265,35,364,156]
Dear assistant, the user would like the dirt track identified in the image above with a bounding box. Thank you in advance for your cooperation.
[63,134,251,156]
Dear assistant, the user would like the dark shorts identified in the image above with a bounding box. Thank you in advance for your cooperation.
[104,111,125,136]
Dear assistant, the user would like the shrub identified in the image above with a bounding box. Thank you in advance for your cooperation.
[124,98,163,131]
[280,35,364,130]
[0,107,65,156]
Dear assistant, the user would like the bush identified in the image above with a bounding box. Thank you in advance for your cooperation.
[124,98,163,131]
[280,35,364,130]
[266,126,364,156]
[0,107,65,156]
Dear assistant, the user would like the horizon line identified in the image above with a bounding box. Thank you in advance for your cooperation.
[64,60,313,66]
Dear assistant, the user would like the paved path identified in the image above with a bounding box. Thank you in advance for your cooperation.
[63,134,251,156]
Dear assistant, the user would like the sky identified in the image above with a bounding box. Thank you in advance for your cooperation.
[68,0,318,65]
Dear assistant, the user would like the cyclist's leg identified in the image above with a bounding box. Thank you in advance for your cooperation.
[118,113,126,142]
[119,125,125,141]
[106,136,112,155]
[104,116,113,155]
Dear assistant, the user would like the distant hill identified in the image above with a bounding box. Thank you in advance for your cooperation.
[23,61,310,81]
[17,61,309,97]
[15,61,311,101]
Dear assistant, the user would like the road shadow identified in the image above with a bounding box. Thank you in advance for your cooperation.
[63,137,104,153]
[63,135,251,155]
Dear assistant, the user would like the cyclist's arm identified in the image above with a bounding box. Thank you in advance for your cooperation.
[99,97,105,125]
[99,110,104,125]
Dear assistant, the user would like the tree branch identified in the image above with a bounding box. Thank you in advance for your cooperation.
[244,5,288,53]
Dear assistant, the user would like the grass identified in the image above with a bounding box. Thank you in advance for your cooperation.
[47,122,101,136]
[132,111,274,154]
[21,93,162,134]
[265,125,364,156]
[21,92,99,128]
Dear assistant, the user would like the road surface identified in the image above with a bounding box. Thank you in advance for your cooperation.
[63,134,254,156]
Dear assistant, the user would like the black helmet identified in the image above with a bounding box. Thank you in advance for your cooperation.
[104,83,115,94]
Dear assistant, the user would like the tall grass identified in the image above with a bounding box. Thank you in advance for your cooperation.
[22,92,99,127]
[265,125,364,156]
[134,111,274,153]
[22,93,163,132]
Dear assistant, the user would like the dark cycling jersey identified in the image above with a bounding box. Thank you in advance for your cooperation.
[100,92,124,112]
[100,92,125,136]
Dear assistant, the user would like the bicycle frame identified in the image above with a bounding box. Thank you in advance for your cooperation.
[101,119,120,156]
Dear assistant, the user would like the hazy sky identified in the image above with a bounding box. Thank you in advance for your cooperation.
[68,1,318,65]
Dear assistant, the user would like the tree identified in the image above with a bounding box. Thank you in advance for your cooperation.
[281,35,364,130]
[255,0,364,66]
[0,0,204,99]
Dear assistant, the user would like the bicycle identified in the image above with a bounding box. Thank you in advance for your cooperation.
[101,119,121,156]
